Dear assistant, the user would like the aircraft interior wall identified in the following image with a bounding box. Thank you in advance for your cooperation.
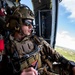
[32,0,59,48]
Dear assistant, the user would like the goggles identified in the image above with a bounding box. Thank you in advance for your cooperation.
[22,19,33,26]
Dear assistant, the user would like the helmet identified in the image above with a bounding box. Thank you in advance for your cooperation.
[6,4,34,32]
[13,4,34,20]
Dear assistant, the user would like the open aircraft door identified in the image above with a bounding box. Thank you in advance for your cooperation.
[32,0,59,48]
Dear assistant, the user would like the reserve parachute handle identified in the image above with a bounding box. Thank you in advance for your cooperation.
[0,34,4,52]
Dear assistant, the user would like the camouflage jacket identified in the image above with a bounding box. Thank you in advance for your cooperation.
[4,35,74,75]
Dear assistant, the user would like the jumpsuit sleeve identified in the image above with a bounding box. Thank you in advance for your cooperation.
[39,37,61,62]
[39,37,75,75]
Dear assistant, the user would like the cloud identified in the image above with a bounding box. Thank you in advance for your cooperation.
[56,31,75,50]
[60,0,75,20]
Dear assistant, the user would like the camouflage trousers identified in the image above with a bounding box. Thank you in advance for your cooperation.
[38,67,59,75]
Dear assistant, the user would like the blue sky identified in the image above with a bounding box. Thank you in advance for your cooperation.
[56,0,75,50]
[20,0,75,50]
[20,0,33,10]
[57,3,75,37]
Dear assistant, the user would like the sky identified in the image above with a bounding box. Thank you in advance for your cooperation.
[20,0,75,50]
[56,0,75,50]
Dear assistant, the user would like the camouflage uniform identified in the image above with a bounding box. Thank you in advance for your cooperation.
[4,4,74,75]
[6,33,60,75]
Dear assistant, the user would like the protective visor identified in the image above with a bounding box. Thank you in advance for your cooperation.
[22,19,33,26]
